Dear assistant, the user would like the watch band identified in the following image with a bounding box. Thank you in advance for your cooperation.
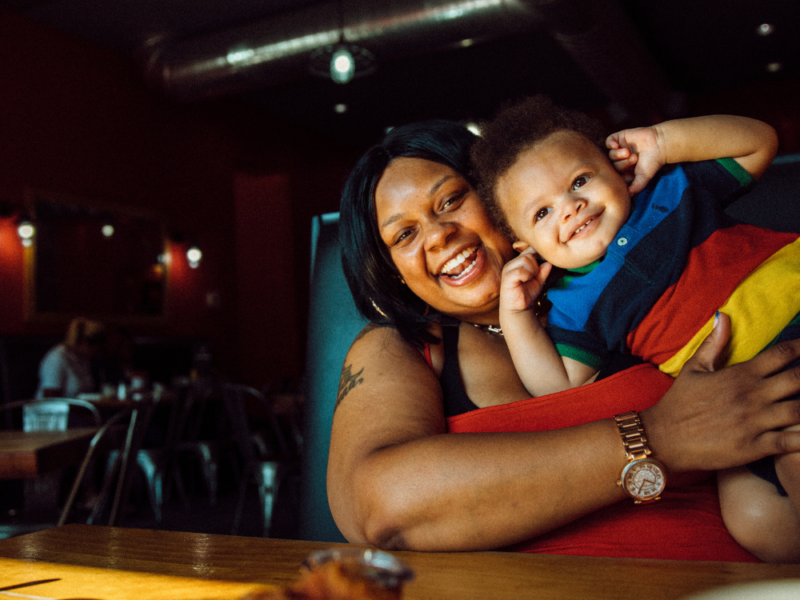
[615,411,666,503]
[614,411,652,461]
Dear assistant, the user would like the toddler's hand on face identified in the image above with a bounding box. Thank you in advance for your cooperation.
[499,247,552,313]
[607,126,666,195]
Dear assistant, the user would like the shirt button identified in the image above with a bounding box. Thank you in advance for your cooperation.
[617,237,628,246]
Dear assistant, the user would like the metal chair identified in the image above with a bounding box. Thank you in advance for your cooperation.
[104,390,179,523]
[0,398,129,527]
[223,383,299,537]
[170,376,224,509]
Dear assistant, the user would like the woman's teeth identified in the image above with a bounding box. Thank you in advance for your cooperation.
[449,259,477,279]
[440,247,477,277]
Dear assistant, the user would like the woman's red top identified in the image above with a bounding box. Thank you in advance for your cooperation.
[446,362,758,562]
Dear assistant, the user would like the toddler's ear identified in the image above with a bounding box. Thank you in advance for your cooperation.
[512,241,531,253]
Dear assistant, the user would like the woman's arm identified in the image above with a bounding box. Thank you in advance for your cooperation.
[327,315,800,551]
[642,313,800,472]
[327,324,628,550]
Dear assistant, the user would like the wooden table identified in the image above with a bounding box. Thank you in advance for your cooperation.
[1,525,800,600]
[0,396,153,526]
[0,428,98,479]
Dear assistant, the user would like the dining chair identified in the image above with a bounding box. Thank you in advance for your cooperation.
[103,388,182,524]
[298,213,364,543]
[0,398,127,527]
[170,375,224,509]
[223,382,299,537]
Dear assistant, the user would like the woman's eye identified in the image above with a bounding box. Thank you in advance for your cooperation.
[442,191,466,210]
[572,175,590,190]
[394,229,412,245]
[534,207,552,222]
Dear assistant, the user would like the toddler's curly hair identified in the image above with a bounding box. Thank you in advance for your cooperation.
[471,95,608,240]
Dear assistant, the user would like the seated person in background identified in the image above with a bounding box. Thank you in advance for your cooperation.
[328,119,800,563]
[470,95,800,562]
[36,317,106,399]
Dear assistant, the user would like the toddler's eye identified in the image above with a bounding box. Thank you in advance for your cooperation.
[572,175,590,190]
[535,207,552,222]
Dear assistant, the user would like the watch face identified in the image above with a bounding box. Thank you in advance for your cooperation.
[622,459,666,502]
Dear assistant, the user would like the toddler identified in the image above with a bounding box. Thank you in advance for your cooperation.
[471,96,800,562]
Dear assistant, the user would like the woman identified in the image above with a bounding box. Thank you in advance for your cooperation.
[36,317,106,398]
[327,120,800,561]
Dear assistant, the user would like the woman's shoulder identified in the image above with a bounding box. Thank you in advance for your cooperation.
[41,343,67,363]
[346,321,442,370]
[349,321,442,349]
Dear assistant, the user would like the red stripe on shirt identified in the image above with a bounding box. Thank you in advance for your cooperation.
[627,224,797,366]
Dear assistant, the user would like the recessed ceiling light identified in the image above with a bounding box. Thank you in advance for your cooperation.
[460,38,474,47]
[465,122,481,136]
[756,23,775,36]
[766,62,783,73]
[334,103,348,113]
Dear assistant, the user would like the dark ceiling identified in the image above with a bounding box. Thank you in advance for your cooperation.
[3,0,799,152]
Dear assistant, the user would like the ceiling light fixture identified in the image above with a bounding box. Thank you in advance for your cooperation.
[309,0,375,84]
[756,23,775,36]
[465,122,481,136]
[766,62,783,73]
[334,103,348,113]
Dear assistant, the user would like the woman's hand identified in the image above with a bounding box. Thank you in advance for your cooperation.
[499,247,552,313]
[606,126,666,194]
[643,312,800,473]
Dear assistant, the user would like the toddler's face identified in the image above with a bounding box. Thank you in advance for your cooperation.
[495,130,631,269]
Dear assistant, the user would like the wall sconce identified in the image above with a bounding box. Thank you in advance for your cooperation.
[186,242,202,269]
[17,214,35,247]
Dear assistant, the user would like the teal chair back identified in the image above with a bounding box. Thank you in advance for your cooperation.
[299,213,366,542]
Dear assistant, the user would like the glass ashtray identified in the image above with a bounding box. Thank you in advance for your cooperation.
[302,548,414,593]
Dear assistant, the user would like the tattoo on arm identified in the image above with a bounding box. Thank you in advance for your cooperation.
[336,363,365,409]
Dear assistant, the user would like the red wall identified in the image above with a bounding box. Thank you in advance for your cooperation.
[0,8,357,386]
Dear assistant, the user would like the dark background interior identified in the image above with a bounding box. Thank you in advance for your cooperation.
[0,0,799,393]
[1,0,799,540]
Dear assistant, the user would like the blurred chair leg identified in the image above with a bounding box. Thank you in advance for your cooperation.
[135,452,163,524]
[168,463,190,510]
[89,451,122,524]
[62,407,133,526]
[231,463,252,536]
[257,462,280,538]
[196,442,219,507]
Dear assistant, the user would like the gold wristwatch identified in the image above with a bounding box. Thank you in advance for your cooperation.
[615,411,666,504]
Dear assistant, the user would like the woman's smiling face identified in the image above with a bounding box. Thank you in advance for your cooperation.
[374,157,516,323]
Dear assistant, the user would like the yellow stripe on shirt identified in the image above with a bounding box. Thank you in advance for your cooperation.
[659,237,800,377]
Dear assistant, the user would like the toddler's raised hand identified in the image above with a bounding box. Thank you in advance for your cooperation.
[607,126,667,194]
[499,247,552,313]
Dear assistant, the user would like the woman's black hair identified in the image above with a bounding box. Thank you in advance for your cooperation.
[339,120,478,348]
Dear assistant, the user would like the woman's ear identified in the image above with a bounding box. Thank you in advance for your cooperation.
[512,240,531,253]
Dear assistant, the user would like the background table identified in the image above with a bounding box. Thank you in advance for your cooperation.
[0,428,98,479]
[1,525,800,600]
